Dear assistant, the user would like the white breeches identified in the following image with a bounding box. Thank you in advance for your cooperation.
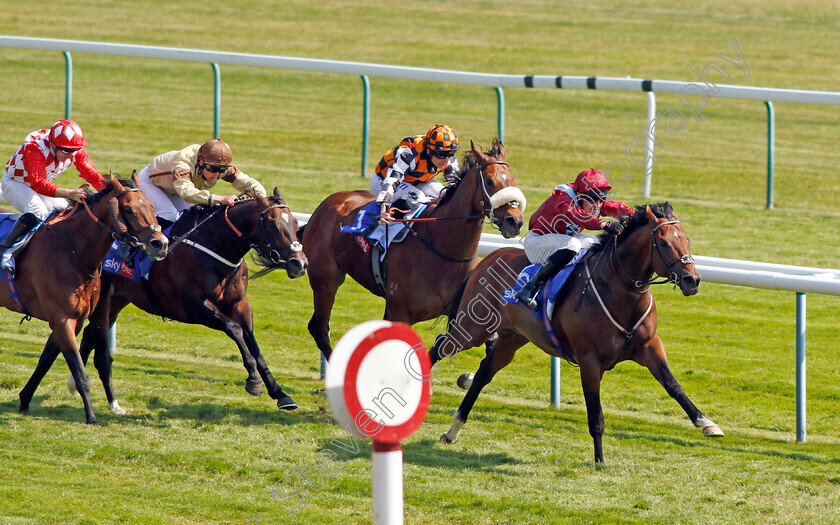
[1,173,69,220]
[137,166,191,222]
[370,175,443,207]
[521,230,599,264]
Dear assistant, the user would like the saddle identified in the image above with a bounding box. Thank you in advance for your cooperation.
[339,200,429,297]
[503,248,591,362]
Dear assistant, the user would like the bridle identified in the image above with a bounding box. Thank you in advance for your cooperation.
[51,187,162,248]
[477,160,516,231]
[611,219,695,292]
[254,202,303,266]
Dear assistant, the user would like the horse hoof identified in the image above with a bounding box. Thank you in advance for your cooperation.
[87,419,102,426]
[109,401,128,416]
[277,395,298,411]
[67,376,78,396]
[457,373,474,390]
[439,433,455,444]
[703,424,724,437]
[245,378,264,397]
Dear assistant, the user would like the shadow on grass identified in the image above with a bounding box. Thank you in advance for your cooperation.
[611,428,840,465]
[0,396,328,428]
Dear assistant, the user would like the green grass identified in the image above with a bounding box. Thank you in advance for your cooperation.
[1,1,840,523]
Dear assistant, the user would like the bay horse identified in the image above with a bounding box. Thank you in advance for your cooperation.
[302,139,526,360]
[8,173,169,425]
[430,202,723,463]
[44,189,307,418]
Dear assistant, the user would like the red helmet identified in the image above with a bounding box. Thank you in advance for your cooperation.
[425,124,460,152]
[50,120,87,150]
[573,169,611,200]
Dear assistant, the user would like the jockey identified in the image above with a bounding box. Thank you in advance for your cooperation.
[516,168,634,310]
[136,138,266,224]
[1,120,106,248]
[371,124,460,225]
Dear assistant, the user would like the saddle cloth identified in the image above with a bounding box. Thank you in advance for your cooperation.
[103,224,174,282]
[0,213,42,274]
[503,248,590,322]
[339,201,428,261]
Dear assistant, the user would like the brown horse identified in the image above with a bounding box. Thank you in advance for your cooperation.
[302,139,526,359]
[430,202,723,463]
[8,174,168,424]
[36,189,307,418]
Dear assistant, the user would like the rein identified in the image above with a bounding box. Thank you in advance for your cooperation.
[584,218,693,339]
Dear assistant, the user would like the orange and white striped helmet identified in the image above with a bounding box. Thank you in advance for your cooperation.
[425,124,460,152]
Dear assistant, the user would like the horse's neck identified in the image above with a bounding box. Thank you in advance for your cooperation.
[596,233,654,294]
[54,203,117,270]
[201,204,255,257]
[426,167,484,256]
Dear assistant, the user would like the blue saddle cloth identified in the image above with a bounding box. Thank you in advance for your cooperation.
[0,213,42,275]
[103,224,173,282]
[339,201,428,260]
[502,248,589,320]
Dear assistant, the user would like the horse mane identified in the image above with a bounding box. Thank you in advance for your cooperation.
[591,201,674,253]
[437,138,504,207]
[82,174,139,207]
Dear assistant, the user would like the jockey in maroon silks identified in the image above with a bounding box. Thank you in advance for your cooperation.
[516,168,633,309]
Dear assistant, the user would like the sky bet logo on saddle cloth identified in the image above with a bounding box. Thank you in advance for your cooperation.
[103,250,135,280]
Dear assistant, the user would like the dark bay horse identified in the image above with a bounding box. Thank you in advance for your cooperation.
[8,174,169,424]
[48,189,306,417]
[302,139,526,360]
[430,202,723,463]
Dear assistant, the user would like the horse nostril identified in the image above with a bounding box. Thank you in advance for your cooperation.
[149,239,167,252]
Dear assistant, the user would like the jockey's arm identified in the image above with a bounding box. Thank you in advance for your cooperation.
[224,167,267,198]
[72,149,106,190]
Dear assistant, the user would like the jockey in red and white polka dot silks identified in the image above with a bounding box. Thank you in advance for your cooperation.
[2,120,106,220]
[370,125,461,219]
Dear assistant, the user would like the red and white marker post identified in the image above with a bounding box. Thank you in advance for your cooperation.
[325,320,432,525]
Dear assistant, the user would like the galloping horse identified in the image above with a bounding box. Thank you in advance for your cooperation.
[430,202,723,463]
[42,189,306,417]
[8,174,168,424]
[302,139,526,359]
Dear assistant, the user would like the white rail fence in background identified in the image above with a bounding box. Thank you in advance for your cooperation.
[3,36,840,207]
[294,212,837,443]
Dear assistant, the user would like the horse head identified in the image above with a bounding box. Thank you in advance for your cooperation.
[465,139,525,239]
[250,188,308,279]
[643,204,700,296]
[101,172,169,261]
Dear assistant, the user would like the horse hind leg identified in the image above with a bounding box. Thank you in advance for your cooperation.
[440,333,526,444]
[640,336,724,438]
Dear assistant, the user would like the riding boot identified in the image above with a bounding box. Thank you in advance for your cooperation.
[0,212,41,250]
[118,243,138,269]
[516,248,577,310]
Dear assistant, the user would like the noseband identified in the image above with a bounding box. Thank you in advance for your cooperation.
[477,160,523,230]
[256,203,303,266]
[612,219,694,291]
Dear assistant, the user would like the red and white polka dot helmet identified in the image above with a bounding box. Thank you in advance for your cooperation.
[50,119,87,150]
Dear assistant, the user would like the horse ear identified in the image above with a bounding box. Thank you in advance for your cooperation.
[130,169,139,185]
[494,137,506,160]
[273,187,284,202]
[109,172,120,186]
[470,140,487,162]
[645,205,657,222]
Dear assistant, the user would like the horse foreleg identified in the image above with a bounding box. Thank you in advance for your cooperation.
[440,334,525,444]
[307,271,344,362]
[77,291,127,415]
[579,354,606,463]
[54,320,99,424]
[640,336,724,437]
[229,301,298,410]
[19,333,62,414]
[190,298,263,397]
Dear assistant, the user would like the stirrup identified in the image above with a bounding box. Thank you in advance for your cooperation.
[516,288,539,310]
